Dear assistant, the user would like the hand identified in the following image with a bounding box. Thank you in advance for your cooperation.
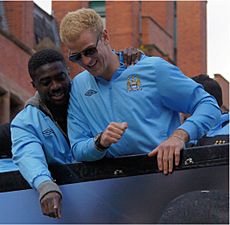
[40,191,62,219]
[100,122,128,147]
[148,136,185,175]
[123,47,142,66]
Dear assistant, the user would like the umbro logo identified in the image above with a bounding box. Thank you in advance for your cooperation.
[85,89,98,96]
[42,128,54,136]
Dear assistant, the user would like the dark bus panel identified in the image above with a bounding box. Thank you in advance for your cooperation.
[0,144,228,223]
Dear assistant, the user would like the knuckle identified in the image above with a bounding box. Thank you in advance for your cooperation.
[163,158,168,163]
[168,156,173,161]
[157,156,161,161]
[174,151,180,156]
[157,145,163,151]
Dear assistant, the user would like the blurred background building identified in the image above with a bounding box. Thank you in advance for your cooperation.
[0,1,228,124]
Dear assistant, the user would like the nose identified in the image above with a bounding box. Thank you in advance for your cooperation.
[81,54,92,66]
[50,80,61,91]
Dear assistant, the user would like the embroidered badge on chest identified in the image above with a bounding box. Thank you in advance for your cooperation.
[127,75,142,91]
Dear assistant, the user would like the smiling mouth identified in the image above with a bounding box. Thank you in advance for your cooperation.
[50,91,65,101]
[88,60,97,69]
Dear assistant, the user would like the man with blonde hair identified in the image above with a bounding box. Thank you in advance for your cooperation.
[60,8,221,174]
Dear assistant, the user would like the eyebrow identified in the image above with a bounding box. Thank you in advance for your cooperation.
[39,72,66,82]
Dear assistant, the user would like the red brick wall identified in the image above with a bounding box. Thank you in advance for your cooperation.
[0,33,33,97]
[142,16,174,60]
[106,1,140,50]
[177,1,207,76]
[142,1,174,36]
[3,1,34,49]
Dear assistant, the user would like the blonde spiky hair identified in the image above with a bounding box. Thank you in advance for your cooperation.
[60,8,104,44]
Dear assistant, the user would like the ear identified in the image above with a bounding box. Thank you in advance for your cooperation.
[31,80,36,89]
[102,29,109,45]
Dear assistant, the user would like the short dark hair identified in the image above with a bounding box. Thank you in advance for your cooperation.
[28,49,66,79]
[192,74,223,107]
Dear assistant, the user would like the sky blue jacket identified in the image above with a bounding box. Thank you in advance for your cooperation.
[68,56,221,161]
[11,94,75,189]
[206,113,229,137]
[0,158,18,173]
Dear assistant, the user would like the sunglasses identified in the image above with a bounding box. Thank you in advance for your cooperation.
[69,33,101,63]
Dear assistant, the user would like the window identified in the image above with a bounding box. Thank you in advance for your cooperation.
[89,1,106,27]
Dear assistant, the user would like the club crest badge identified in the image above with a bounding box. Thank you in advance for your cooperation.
[127,75,142,91]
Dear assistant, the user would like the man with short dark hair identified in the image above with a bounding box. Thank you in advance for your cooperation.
[191,74,229,145]
[11,49,72,219]
[192,74,223,107]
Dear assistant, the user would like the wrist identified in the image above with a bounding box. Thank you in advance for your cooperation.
[94,132,109,152]
[171,135,185,144]
[37,180,62,202]
[172,129,189,143]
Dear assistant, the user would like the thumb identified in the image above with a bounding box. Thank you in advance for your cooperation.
[121,122,128,129]
[148,148,158,157]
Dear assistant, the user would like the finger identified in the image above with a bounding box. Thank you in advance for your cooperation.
[44,195,57,218]
[168,148,174,173]
[41,198,49,216]
[123,49,128,66]
[157,147,163,171]
[126,48,132,66]
[47,202,56,218]
[123,48,132,66]
[175,146,181,166]
[108,122,128,133]
[53,196,62,219]
[162,148,169,175]
[127,56,132,66]
[106,127,125,137]
[53,207,60,219]
[102,129,125,146]
[105,130,124,143]
[148,148,158,157]
[131,53,136,65]
[135,51,141,63]
[57,205,62,219]
[131,48,138,65]
[53,201,59,218]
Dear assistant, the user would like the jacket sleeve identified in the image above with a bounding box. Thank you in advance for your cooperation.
[11,115,52,190]
[68,83,107,162]
[155,57,221,140]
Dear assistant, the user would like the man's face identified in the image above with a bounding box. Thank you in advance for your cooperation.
[32,61,71,107]
[67,30,109,77]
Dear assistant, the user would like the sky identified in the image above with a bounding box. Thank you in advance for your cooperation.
[34,0,230,81]
[207,0,230,81]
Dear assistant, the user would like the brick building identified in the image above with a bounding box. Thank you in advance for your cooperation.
[0,1,60,124]
[0,1,228,124]
[53,1,207,77]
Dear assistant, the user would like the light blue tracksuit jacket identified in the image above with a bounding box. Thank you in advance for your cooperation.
[11,93,75,189]
[206,113,229,137]
[68,55,221,161]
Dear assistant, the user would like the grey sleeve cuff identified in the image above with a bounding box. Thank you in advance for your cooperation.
[37,180,62,202]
